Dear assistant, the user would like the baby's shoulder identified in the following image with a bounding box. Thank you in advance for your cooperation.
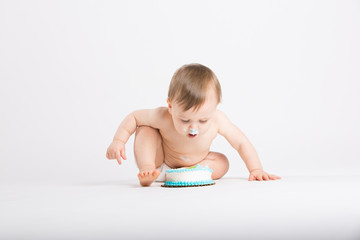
[214,109,228,123]
[213,110,231,131]
[152,106,171,123]
[153,106,169,117]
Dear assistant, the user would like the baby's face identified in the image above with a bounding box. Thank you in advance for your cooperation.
[168,89,218,139]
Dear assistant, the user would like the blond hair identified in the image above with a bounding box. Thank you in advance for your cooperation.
[168,63,222,111]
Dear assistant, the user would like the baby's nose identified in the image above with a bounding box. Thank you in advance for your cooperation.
[189,123,198,130]
[189,128,199,135]
[189,124,198,131]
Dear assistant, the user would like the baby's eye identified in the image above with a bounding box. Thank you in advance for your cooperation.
[199,120,208,123]
[181,119,190,123]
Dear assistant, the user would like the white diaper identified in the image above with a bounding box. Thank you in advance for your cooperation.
[155,163,172,182]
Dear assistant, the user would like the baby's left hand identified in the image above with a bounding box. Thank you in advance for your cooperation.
[249,169,281,181]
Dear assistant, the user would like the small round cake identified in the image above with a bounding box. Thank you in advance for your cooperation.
[161,164,215,187]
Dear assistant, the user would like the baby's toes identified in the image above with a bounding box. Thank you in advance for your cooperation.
[152,169,160,176]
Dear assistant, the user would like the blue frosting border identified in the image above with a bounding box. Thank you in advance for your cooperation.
[164,179,215,186]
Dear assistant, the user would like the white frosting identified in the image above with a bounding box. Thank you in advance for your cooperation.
[180,156,191,162]
[188,128,199,135]
[165,170,212,182]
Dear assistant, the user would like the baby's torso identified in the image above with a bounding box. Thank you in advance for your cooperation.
[157,108,219,168]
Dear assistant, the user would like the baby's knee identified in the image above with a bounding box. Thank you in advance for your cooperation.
[135,126,159,137]
[218,153,229,171]
[212,152,229,179]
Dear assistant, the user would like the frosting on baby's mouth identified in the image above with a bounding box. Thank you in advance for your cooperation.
[187,128,199,138]
[189,128,198,135]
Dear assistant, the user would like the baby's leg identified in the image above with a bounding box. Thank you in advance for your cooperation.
[134,126,164,186]
[198,152,229,180]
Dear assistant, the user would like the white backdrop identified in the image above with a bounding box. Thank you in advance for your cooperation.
[1,0,359,184]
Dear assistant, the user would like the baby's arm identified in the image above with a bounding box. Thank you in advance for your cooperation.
[216,110,281,181]
[106,108,163,164]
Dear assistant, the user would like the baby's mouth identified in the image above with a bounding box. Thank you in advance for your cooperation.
[187,128,199,138]
[188,133,197,138]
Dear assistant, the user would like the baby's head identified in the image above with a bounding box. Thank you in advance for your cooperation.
[167,63,222,138]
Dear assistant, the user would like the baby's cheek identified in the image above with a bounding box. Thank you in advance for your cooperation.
[174,123,186,134]
[200,124,211,133]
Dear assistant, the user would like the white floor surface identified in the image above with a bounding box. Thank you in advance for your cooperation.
[1,175,360,240]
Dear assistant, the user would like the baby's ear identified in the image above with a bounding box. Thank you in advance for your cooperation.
[167,99,172,113]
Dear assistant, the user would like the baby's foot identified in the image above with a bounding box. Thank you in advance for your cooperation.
[138,169,160,187]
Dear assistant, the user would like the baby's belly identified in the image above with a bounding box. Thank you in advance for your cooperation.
[163,145,209,168]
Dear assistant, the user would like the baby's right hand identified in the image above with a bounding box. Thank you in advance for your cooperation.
[106,140,127,165]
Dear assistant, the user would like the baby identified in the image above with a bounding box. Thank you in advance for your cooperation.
[106,63,281,186]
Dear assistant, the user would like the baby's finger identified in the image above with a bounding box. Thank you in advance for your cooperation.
[269,174,277,180]
[115,152,122,165]
[263,174,270,181]
[248,174,255,181]
[120,149,127,160]
[270,174,281,180]
[256,175,263,181]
